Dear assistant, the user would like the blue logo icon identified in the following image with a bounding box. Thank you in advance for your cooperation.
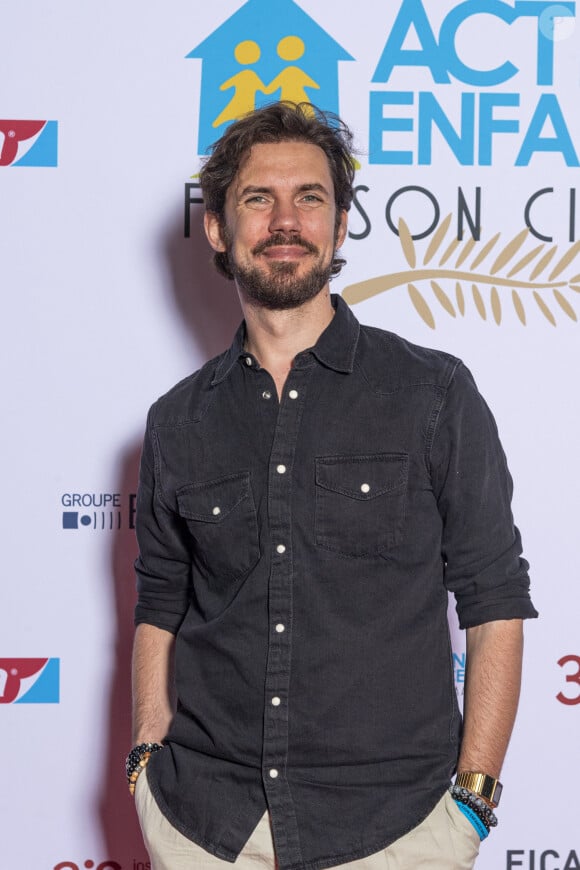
[188,0,354,154]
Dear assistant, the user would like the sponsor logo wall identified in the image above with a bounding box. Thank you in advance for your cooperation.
[2,1,578,867]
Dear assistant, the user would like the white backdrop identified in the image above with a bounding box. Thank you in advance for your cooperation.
[2,2,579,868]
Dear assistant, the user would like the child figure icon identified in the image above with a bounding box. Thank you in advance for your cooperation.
[212,40,268,128]
[264,36,320,111]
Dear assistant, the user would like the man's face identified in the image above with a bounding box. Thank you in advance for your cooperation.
[205,141,348,310]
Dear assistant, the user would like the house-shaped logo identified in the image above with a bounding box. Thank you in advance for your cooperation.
[188,0,354,155]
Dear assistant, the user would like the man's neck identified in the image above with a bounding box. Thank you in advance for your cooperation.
[240,287,335,399]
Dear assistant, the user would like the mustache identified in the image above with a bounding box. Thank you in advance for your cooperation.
[252,234,319,256]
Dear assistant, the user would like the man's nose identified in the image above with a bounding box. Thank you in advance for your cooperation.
[268,198,301,234]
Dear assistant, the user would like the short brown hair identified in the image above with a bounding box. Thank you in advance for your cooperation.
[199,102,355,279]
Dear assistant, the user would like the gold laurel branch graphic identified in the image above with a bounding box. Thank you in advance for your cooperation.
[343,216,580,328]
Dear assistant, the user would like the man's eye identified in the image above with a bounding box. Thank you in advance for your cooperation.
[301,194,322,203]
[246,195,268,204]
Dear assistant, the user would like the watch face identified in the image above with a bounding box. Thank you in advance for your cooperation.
[492,780,503,806]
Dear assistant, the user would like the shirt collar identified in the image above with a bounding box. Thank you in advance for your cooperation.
[211,293,360,386]
[211,321,247,386]
[309,294,360,374]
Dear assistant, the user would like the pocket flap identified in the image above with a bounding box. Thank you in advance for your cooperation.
[177,472,251,523]
[315,454,408,501]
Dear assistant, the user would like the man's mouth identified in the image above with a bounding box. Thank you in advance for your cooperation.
[261,245,311,261]
[252,234,318,258]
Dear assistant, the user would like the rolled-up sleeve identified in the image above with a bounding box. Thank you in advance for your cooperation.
[134,404,192,633]
[430,362,538,629]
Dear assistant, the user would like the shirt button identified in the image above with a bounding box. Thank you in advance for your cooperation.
[244,356,252,366]
[271,696,281,706]
[276,544,286,554]
[276,464,286,474]
[360,483,370,493]
[212,506,221,516]
[288,389,298,399]
[275,623,285,633]
[269,769,279,779]
[262,390,272,400]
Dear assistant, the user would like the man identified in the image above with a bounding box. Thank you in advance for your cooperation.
[129,102,537,870]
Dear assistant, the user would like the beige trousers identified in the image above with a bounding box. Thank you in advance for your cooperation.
[135,768,481,870]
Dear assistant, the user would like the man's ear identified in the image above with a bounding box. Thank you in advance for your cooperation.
[204,211,227,252]
[336,210,348,249]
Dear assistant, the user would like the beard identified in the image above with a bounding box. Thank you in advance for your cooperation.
[227,232,334,311]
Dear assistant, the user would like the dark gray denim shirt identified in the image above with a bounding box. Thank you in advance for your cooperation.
[135,295,537,870]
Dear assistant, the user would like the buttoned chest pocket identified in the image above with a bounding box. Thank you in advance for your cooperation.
[176,472,260,580]
[315,453,408,557]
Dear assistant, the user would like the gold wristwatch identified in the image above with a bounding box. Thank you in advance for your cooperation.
[455,772,503,808]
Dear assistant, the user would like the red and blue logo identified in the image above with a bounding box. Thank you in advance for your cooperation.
[0,658,60,703]
[0,120,58,167]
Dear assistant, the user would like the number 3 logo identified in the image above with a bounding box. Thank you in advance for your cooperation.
[556,655,580,705]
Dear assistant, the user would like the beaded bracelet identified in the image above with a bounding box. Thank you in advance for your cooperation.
[126,742,164,795]
[449,784,498,829]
